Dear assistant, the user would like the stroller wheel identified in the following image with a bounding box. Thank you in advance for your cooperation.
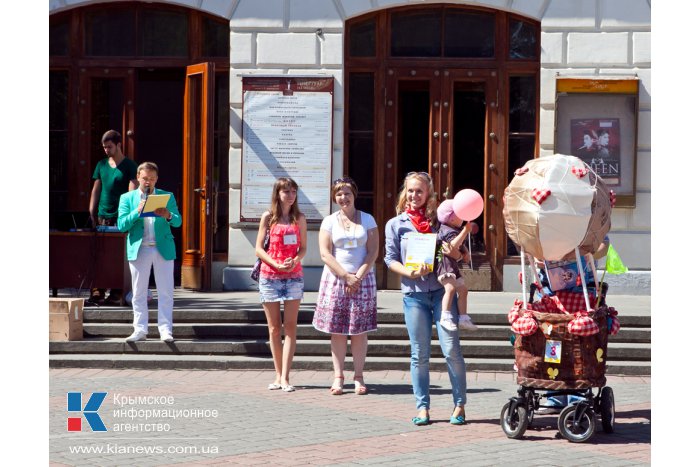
[558,404,595,443]
[600,386,615,433]
[500,402,528,439]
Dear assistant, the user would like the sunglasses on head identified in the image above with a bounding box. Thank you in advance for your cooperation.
[333,177,356,186]
[406,171,432,182]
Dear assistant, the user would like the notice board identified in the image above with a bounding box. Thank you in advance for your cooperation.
[240,75,334,222]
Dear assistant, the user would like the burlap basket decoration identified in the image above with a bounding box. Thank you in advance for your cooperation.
[514,306,611,390]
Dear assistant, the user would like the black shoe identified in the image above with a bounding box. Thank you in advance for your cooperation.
[104,295,122,306]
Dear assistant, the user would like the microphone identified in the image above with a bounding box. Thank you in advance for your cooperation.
[140,186,150,216]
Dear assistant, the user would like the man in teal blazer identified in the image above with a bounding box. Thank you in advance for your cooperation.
[118,161,182,343]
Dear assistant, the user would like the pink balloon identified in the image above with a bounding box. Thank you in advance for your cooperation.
[453,189,484,221]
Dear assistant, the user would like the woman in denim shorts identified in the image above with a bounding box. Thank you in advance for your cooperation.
[254,177,307,392]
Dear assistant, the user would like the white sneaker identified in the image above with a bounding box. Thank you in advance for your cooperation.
[440,314,458,331]
[125,331,147,342]
[160,332,174,343]
[458,315,479,331]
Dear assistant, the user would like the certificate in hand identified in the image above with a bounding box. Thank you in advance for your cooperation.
[404,233,437,272]
[139,194,171,217]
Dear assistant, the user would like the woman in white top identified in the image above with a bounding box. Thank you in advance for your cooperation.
[313,177,379,395]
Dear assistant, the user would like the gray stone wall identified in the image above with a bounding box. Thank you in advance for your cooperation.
[48,0,652,292]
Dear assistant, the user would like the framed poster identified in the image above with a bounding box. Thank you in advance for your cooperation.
[570,118,621,185]
[554,78,639,207]
[240,75,334,222]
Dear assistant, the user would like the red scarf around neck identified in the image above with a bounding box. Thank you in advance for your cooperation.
[404,207,432,233]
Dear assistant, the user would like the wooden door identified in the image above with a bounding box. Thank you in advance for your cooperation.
[383,67,504,290]
[383,67,442,220]
[181,63,214,290]
[441,69,503,289]
[77,69,135,211]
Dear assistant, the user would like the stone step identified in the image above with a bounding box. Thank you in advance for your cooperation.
[48,353,652,376]
[82,307,652,327]
[50,338,651,361]
[80,322,650,344]
[55,290,650,375]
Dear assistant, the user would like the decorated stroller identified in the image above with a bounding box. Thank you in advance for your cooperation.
[499,155,621,443]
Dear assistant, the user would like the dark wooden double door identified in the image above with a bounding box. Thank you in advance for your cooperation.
[380,67,505,289]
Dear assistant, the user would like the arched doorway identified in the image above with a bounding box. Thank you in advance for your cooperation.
[49,2,230,289]
[344,5,540,290]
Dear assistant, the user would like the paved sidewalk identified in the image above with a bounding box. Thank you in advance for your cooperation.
[49,369,650,466]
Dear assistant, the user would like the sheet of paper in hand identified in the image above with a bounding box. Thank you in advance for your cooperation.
[404,233,437,272]
[139,194,171,218]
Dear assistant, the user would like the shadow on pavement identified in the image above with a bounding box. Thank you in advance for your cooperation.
[616,408,651,420]
[466,412,651,445]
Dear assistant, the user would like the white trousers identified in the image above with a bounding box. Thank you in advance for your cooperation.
[128,245,174,334]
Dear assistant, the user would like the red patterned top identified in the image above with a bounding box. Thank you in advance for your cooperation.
[260,222,303,279]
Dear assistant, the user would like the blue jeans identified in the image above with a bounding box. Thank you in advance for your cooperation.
[403,290,467,410]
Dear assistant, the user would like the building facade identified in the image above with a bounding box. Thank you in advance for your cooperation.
[49,0,651,294]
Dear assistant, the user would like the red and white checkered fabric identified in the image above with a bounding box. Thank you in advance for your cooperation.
[508,299,524,324]
[610,190,617,208]
[514,167,529,176]
[511,312,538,336]
[567,311,600,336]
[555,291,595,314]
[531,187,551,204]
[572,167,589,178]
[608,307,621,335]
[530,294,567,314]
